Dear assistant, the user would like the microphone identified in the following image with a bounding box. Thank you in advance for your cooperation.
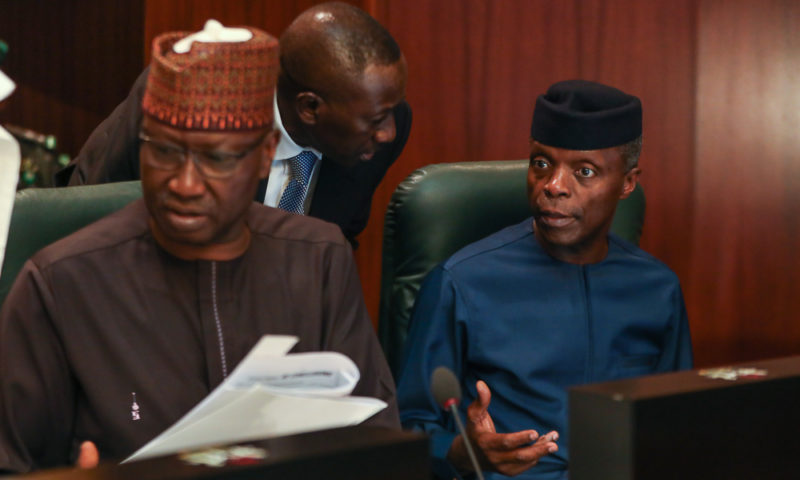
[431,366,485,480]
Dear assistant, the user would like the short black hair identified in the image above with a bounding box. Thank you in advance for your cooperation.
[619,135,643,172]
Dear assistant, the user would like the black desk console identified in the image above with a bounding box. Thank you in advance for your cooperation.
[570,355,800,480]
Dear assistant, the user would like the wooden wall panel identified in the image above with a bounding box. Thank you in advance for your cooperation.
[690,0,800,366]
[0,0,144,156]
[143,0,359,63]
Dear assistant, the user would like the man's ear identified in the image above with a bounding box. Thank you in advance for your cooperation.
[295,91,323,126]
[620,167,641,199]
[258,130,280,179]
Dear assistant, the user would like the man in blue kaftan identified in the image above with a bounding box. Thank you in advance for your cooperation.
[397,80,693,480]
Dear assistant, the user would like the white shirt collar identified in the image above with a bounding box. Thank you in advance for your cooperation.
[273,94,321,161]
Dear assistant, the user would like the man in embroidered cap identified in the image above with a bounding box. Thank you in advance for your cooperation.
[0,25,398,473]
[57,2,410,248]
[397,80,693,480]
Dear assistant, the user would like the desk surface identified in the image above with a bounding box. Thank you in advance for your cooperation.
[569,355,800,480]
[571,354,800,400]
[11,426,429,480]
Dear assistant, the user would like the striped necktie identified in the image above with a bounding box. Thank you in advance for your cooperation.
[277,151,317,214]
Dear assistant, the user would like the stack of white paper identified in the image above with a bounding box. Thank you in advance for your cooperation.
[124,335,387,462]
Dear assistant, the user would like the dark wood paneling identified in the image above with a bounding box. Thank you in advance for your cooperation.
[690,0,800,366]
[143,0,355,63]
[0,0,144,156]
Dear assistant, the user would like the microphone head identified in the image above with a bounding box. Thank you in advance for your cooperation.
[431,366,462,408]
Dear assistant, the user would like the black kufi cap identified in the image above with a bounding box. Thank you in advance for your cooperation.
[531,80,642,150]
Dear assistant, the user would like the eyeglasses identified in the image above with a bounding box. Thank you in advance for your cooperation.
[137,132,266,179]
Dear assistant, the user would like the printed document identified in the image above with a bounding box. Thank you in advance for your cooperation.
[125,335,386,462]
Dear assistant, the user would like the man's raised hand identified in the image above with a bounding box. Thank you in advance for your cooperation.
[447,380,558,477]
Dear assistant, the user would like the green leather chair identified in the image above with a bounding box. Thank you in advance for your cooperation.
[378,160,646,375]
[0,181,142,307]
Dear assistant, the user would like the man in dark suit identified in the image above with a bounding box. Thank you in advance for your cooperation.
[56,2,411,248]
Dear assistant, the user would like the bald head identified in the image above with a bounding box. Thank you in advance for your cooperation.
[278,2,402,99]
[275,2,407,167]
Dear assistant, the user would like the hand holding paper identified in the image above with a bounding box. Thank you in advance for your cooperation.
[125,335,387,462]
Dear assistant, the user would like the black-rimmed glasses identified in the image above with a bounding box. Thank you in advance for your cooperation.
[138,132,266,179]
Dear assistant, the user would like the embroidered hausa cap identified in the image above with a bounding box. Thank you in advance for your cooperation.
[531,79,642,150]
[142,20,278,131]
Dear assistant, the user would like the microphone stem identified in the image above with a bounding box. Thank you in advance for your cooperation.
[449,402,485,480]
